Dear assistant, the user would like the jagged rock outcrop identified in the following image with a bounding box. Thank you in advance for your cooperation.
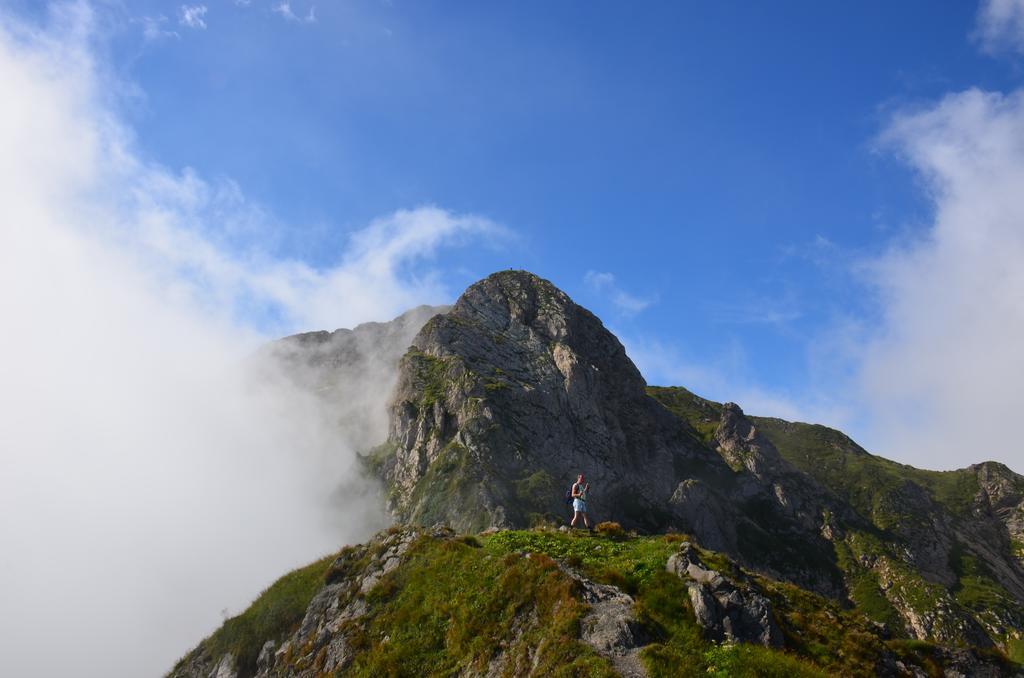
[561,565,648,677]
[667,542,782,647]
[715,402,786,478]
[707,402,855,595]
[973,462,1024,568]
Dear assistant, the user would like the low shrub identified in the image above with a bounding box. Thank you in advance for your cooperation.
[595,521,627,539]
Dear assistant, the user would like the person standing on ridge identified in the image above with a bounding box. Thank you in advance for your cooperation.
[570,474,591,530]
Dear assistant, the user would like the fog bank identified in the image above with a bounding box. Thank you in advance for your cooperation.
[0,4,493,675]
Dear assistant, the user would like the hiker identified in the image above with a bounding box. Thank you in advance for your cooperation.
[570,474,591,529]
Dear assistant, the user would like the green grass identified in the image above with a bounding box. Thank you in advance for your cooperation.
[646,385,722,444]
[950,544,1008,611]
[849,571,904,630]
[405,441,484,529]
[1008,636,1024,664]
[404,348,454,409]
[702,642,828,678]
[648,384,993,526]
[645,385,1024,664]
[758,574,891,677]
[178,553,336,677]
[947,542,1024,637]
[483,366,510,392]
[181,527,1014,678]
[486,530,892,678]
[361,441,398,476]
[750,415,982,523]
[483,529,679,594]
[347,535,615,677]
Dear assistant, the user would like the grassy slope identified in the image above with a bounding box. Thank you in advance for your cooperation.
[646,385,986,522]
[486,530,835,677]
[345,534,611,677]
[647,386,1024,651]
[176,528,1021,677]
[172,553,337,676]
[749,416,982,521]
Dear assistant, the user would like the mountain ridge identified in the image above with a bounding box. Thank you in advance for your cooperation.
[172,269,1024,677]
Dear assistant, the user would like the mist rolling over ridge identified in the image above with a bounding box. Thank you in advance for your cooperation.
[0,5,489,675]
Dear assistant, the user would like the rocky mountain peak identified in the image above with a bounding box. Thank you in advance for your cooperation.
[375,270,728,534]
[446,270,577,341]
[411,269,646,398]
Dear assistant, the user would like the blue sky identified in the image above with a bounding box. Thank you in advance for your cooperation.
[6,0,1024,465]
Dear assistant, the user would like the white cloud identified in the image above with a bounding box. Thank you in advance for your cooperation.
[583,270,654,315]
[707,296,801,326]
[178,4,207,29]
[0,4,497,676]
[140,14,179,41]
[624,334,852,430]
[273,1,316,24]
[858,88,1024,470]
[975,0,1024,55]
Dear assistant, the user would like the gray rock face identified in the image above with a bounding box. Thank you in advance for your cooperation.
[560,565,648,677]
[667,542,782,648]
[668,479,736,553]
[262,529,423,677]
[378,270,734,534]
[973,462,1024,569]
[169,647,239,678]
[715,402,785,477]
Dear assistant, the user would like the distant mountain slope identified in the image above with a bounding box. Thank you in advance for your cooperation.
[648,385,1024,654]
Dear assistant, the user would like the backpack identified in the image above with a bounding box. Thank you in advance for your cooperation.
[564,487,574,505]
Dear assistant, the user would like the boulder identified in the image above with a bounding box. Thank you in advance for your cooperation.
[667,542,782,648]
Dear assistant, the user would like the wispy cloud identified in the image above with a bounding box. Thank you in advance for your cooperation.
[273,1,316,24]
[622,334,852,428]
[178,4,207,30]
[974,0,1024,55]
[856,87,1024,470]
[140,14,179,41]
[583,270,654,315]
[706,295,801,326]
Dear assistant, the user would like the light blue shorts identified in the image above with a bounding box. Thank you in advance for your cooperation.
[573,498,587,513]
